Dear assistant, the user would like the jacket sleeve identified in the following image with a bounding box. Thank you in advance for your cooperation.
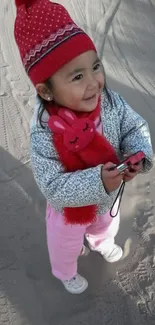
[117,94,153,172]
[30,127,116,209]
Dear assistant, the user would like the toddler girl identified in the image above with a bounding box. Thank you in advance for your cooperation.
[14,0,153,294]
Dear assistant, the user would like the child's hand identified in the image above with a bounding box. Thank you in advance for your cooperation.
[123,162,142,182]
[101,162,123,193]
[122,153,142,182]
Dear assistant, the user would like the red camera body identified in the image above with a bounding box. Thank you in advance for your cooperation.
[116,151,145,173]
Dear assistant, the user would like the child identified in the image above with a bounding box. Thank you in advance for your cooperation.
[14,0,153,294]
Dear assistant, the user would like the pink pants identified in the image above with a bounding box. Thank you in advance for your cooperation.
[46,204,120,280]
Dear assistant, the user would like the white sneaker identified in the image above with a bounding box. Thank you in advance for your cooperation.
[62,274,88,294]
[102,244,123,263]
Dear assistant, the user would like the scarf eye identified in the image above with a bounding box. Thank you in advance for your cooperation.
[83,123,89,132]
[69,137,79,144]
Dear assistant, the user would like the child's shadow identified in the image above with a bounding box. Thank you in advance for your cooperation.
[0,146,152,325]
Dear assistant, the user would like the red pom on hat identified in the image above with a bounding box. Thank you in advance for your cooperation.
[15,0,36,7]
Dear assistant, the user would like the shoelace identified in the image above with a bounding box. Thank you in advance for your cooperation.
[66,276,76,283]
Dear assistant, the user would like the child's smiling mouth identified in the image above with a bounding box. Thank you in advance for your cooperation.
[84,94,97,101]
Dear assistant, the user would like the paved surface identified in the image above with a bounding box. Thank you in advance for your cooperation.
[0,0,155,324]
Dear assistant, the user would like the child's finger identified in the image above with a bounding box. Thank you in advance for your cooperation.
[124,169,137,179]
[108,168,124,178]
[125,168,137,175]
[103,163,124,179]
[103,162,116,170]
[129,163,142,172]
[103,162,119,175]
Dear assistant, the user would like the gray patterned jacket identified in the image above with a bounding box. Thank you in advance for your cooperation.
[30,90,153,215]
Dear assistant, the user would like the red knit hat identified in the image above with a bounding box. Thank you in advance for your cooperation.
[14,0,96,85]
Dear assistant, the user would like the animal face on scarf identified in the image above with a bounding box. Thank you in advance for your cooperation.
[49,108,96,152]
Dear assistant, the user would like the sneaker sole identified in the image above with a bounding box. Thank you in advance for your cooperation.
[63,280,88,294]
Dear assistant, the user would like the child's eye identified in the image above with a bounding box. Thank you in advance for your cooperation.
[72,74,83,82]
[93,62,101,71]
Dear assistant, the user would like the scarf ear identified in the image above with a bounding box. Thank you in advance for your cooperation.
[58,109,77,126]
[15,0,36,7]
[48,116,69,134]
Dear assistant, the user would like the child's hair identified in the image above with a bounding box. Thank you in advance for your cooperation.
[38,78,52,128]
[38,72,112,129]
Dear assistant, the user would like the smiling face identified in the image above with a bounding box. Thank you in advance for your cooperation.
[36,50,104,112]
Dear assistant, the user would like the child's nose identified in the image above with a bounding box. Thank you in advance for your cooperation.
[87,74,98,89]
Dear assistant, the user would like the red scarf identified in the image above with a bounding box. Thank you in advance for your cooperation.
[47,100,119,225]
